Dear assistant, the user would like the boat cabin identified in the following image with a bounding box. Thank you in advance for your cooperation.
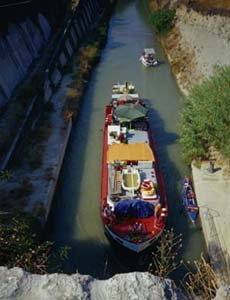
[143,48,156,60]
[106,129,160,209]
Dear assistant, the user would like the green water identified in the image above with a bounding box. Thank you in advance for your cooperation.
[46,0,206,279]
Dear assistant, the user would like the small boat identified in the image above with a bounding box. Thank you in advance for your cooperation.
[182,177,199,223]
[101,82,168,252]
[140,48,159,67]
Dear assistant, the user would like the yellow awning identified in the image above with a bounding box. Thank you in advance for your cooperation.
[107,143,155,163]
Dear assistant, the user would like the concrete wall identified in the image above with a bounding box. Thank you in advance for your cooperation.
[0,15,51,108]
[42,0,104,103]
[0,0,107,170]
[0,0,106,109]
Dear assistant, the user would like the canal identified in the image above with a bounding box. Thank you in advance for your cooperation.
[46,0,206,279]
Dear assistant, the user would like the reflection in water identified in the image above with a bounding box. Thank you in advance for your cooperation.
[46,0,206,279]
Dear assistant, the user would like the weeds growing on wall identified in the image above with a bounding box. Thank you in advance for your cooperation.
[148,228,218,299]
[0,213,70,274]
[63,22,108,120]
[181,255,218,300]
[148,228,183,278]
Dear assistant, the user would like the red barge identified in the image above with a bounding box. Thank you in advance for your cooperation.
[101,83,168,252]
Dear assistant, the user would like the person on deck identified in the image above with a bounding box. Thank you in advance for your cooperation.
[104,204,114,226]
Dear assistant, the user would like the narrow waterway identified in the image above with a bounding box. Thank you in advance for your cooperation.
[46,0,206,279]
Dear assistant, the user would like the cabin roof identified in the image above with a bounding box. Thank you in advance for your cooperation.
[107,143,155,162]
[112,94,139,100]
[144,48,155,54]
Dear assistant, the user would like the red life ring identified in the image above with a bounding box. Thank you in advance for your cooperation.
[141,180,152,191]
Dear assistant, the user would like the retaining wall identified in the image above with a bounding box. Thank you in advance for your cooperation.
[0,0,109,170]
[40,0,112,222]
[43,0,104,103]
[0,0,113,223]
[0,15,51,107]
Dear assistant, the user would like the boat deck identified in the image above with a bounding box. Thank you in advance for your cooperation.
[110,215,162,241]
[107,127,159,205]
[101,83,167,252]
[127,129,149,144]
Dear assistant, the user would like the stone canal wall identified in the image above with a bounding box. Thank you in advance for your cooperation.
[0,0,105,109]
[0,0,108,170]
[0,0,113,221]
[0,14,51,108]
[40,0,112,222]
[43,0,106,103]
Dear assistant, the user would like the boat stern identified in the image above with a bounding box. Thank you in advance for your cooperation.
[105,225,163,253]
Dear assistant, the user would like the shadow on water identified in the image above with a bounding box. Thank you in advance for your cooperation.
[46,95,201,279]
[45,75,101,239]
[45,0,207,280]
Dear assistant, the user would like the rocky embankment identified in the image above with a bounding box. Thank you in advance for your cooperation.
[1,267,230,300]
[161,5,230,95]
[0,267,184,300]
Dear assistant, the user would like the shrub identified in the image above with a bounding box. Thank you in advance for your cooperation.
[181,255,218,300]
[151,9,176,33]
[180,66,230,164]
[0,213,69,274]
[148,229,182,278]
[148,230,218,299]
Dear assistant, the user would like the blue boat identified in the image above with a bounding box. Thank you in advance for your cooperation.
[182,177,199,223]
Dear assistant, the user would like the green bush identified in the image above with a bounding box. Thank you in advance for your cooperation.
[180,66,230,164]
[151,9,176,33]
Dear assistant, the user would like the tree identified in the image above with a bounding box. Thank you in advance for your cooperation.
[180,66,230,165]
[151,9,176,33]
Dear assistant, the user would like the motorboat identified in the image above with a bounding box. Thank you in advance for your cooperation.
[140,48,159,67]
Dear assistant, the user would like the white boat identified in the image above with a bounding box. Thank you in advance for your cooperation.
[140,48,159,67]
